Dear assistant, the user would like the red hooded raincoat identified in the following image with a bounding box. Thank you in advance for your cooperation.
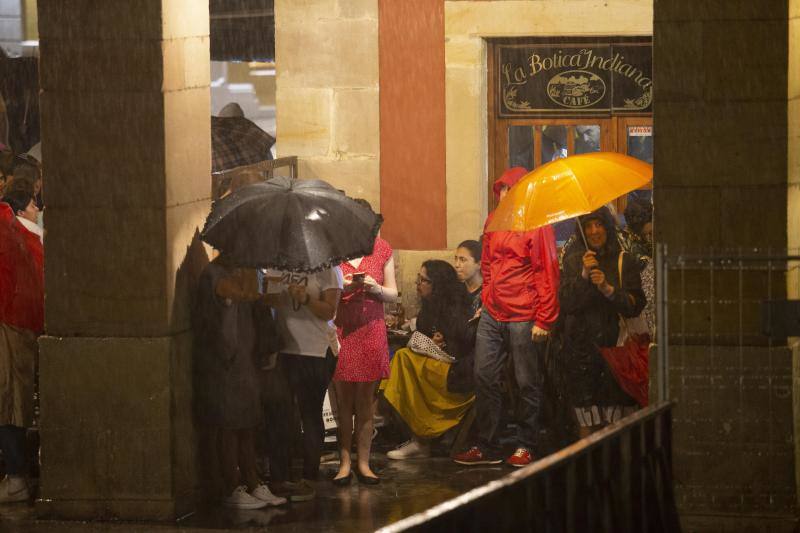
[481,167,560,329]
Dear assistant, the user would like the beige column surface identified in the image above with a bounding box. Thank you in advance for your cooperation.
[37,0,211,520]
[792,0,799,243]
[443,0,653,247]
[274,0,380,207]
[789,0,800,515]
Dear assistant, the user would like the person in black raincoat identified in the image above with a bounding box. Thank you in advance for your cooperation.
[193,256,286,509]
[558,206,646,437]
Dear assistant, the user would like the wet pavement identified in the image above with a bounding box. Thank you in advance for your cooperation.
[0,455,510,532]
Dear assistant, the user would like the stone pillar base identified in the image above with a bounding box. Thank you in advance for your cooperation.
[37,334,196,521]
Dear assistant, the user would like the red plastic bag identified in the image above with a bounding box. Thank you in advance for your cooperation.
[600,332,650,407]
[599,251,651,408]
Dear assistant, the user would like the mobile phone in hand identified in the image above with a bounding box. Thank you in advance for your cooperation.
[352,272,366,283]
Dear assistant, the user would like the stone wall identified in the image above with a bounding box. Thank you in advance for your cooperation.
[23,0,35,40]
[274,0,379,207]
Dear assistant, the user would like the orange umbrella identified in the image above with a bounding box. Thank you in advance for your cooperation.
[486,152,652,236]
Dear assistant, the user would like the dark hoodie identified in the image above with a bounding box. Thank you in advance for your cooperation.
[481,167,560,327]
[558,206,646,350]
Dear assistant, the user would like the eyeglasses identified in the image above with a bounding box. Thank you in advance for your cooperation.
[415,275,432,285]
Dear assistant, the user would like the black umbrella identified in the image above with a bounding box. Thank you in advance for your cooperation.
[201,177,383,272]
[211,115,276,173]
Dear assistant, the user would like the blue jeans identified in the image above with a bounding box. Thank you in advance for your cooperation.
[474,310,542,452]
[0,425,27,476]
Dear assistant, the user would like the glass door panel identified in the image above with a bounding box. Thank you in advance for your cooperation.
[541,125,568,162]
[508,125,534,170]
[626,124,653,163]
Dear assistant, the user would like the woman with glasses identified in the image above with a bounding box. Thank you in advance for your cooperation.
[382,260,475,460]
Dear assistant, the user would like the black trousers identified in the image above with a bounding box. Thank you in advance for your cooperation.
[263,350,336,481]
[0,425,27,475]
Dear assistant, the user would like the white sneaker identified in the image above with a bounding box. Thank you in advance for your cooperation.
[386,439,430,460]
[222,485,267,510]
[250,484,287,506]
[0,475,29,503]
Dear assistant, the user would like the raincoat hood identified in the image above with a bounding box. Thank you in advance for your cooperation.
[492,167,528,199]
[573,206,620,256]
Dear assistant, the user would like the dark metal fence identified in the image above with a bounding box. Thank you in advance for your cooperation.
[378,401,680,533]
[653,246,800,520]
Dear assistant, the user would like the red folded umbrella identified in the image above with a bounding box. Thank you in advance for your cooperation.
[599,333,650,408]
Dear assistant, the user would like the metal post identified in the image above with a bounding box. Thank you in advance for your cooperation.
[656,243,669,401]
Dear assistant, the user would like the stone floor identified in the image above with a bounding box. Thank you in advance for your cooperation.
[0,455,511,532]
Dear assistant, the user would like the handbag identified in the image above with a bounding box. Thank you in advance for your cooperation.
[334,288,370,335]
[599,252,650,407]
[407,331,455,364]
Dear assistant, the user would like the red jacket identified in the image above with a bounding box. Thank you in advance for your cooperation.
[0,203,44,333]
[481,168,560,328]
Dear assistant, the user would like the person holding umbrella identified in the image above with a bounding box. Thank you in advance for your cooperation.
[558,207,646,436]
[261,265,343,501]
[193,258,287,510]
[201,177,382,502]
[483,153,653,440]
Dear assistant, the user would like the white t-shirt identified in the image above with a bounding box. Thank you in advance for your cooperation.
[265,267,343,358]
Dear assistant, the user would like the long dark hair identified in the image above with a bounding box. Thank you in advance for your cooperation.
[417,260,471,342]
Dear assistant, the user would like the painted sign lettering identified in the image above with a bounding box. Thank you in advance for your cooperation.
[498,41,652,117]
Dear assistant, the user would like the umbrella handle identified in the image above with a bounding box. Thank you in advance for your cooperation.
[577,220,589,249]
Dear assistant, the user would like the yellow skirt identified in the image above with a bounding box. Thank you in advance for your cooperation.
[381,347,474,439]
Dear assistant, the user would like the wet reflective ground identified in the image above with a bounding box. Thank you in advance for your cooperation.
[0,455,510,532]
[185,456,508,532]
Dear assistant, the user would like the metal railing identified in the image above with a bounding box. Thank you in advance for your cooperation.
[378,402,680,533]
[217,155,298,179]
[652,246,800,520]
[212,156,298,198]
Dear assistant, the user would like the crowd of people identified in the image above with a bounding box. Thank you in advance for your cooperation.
[192,166,654,510]
[0,160,654,512]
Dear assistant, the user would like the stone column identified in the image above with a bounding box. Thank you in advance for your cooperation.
[654,1,797,528]
[36,0,210,520]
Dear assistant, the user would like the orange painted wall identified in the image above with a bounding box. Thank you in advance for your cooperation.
[378,0,446,250]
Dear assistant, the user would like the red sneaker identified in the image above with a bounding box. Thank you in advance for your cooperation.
[453,446,503,466]
[505,447,534,467]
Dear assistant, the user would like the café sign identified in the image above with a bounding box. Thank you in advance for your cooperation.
[497,41,652,117]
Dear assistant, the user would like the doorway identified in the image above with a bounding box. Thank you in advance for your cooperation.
[487,37,653,245]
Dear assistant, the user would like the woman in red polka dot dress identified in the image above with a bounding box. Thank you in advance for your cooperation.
[332,227,397,485]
